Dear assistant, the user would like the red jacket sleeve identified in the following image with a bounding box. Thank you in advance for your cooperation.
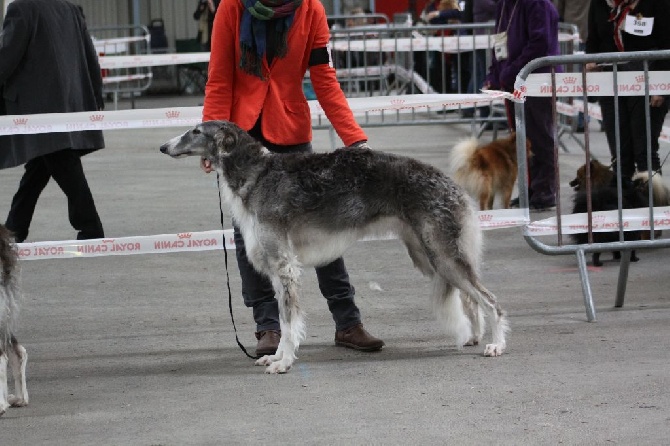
[308,7,368,146]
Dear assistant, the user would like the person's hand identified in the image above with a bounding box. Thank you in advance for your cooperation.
[650,95,665,107]
[350,140,371,150]
[200,157,214,173]
[585,62,600,72]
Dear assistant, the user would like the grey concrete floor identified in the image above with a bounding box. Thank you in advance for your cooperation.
[1,93,669,445]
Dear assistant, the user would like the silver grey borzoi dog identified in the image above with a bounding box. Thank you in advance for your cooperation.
[160,121,509,374]
[0,224,29,414]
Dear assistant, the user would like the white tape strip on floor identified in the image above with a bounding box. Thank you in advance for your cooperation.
[16,209,528,261]
[524,206,670,237]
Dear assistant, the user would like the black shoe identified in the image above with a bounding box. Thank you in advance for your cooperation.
[509,197,520,208]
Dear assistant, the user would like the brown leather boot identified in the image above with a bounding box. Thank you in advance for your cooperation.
[255,330,280,356]
[335,324,384,352]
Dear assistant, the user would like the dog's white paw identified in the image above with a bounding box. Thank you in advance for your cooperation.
[0,401,8,417]
[255,355,275,366]
[484,343,504,357]
[265,360,292,374]
[8,395,28,407]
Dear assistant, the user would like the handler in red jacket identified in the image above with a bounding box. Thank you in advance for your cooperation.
[201,0,384,356]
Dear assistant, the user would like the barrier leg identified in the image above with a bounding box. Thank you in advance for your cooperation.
[614,250,632,308]
[576,249,597,322]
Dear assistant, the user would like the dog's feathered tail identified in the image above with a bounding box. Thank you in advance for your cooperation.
[0,226,19,350]
[449,138,487,201]
[633,171,670,206]
[431,278,472,348]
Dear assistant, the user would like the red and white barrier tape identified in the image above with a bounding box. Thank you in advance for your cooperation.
[0,93,512,136]
[17,209,528,261]
[524,206,670,237]
[512,71,670,102]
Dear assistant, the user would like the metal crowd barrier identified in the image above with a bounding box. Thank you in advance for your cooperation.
[513,49,670,321]
[91,25,153,110]
[317,20,580,145]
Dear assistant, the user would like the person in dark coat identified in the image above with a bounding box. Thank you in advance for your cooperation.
[0,0,105,243]
[586,0,670,180]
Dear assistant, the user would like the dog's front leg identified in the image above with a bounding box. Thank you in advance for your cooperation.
[256,263,305,374]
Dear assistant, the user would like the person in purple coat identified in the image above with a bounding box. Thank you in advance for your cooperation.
[485,0,561,211]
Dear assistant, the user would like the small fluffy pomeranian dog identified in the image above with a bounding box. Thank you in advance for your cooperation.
[570,183,647,266]
[449,132,531,210]
[568,158,614,191]
[569,160,669,240]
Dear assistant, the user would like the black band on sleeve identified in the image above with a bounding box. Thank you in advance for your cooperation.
[309,47,330,66]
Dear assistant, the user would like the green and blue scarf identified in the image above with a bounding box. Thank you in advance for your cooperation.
[240,0,304,79]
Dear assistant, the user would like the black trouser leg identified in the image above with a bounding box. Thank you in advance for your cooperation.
[43,149,104,239]
[600,96,636,179]
[631,98,669,172]
[5,156,52,242]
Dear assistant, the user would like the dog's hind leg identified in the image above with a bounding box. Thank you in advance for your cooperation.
[7,338,28,407]
[461,295,485,346]
[467,281,508,356]
[439,268,508,356]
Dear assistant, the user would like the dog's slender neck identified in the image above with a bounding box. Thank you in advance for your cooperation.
[219,134,269,198]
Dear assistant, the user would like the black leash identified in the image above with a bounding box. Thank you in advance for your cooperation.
[216,172,260,360]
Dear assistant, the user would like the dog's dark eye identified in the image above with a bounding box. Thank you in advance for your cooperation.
[192,128,201,135]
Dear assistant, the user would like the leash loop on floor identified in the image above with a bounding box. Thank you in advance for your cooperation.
[216,172,260,360]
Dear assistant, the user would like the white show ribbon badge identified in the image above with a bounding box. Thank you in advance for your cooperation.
[624,14,653,37]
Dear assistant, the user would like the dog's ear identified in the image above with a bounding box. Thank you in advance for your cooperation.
[213,125,238,157]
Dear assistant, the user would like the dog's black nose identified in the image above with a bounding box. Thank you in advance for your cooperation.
[159,145,167,154]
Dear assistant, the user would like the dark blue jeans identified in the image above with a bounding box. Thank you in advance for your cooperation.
[234,121,362,332]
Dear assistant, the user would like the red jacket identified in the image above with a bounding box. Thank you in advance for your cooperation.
[203,0,367,146]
